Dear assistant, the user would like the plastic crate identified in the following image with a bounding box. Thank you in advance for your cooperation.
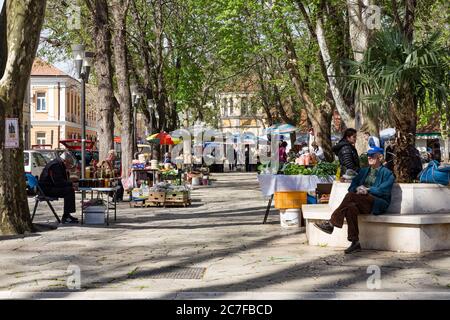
[274,191,307,209]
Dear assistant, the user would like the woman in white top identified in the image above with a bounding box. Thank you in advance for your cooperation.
[311,141,325,161]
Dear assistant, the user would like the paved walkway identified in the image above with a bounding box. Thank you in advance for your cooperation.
[1,173,450,299]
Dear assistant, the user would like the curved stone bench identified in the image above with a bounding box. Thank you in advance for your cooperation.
[302,181,450,253]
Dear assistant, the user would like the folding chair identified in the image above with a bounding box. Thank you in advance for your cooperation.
[26,173,61,223]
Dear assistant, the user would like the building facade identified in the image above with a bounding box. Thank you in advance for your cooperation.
[218,92,267,139]
[29,58,98,149]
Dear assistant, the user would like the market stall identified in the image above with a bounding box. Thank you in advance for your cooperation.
[125,132,198,207]
[257,161,337,226]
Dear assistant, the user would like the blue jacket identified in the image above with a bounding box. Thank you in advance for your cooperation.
[348,165,395,215]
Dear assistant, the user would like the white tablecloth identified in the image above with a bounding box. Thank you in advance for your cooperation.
[257,174,335,197]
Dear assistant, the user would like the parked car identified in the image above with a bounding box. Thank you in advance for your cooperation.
[24,150,48,194]
[36,149,80,183]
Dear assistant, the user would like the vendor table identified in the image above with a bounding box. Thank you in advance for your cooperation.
[79,186,121,225]
[257,174,335,224]
[132,168,158,188]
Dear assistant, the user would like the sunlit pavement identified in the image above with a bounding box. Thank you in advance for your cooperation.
[1,173,450,299]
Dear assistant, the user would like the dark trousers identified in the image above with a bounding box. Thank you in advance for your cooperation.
[43,186,76,218]
[329,192,375,242]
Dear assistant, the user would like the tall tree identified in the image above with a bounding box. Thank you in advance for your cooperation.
[111,0,133,179]
[348,29,448,182]
[0,0,47,235]
[84,0,116,161]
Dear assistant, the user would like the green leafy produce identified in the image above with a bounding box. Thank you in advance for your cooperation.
[311,162,338,177]
[282,164,312,175]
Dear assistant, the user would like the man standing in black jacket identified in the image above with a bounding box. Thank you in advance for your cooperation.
[39,151,78,224]
[333,128,360,176]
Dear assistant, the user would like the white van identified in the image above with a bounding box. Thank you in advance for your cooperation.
[24,150,48,179]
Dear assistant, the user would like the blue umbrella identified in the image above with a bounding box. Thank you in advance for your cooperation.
[276,123,297,134]
[204,142,221,147]
[257,135,268,141]
[263,123,281,134]
[264,123,297,135]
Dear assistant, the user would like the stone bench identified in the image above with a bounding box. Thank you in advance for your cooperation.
[302,181,450,253]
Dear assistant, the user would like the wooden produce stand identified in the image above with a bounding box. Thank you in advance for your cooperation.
[132,190,191,208]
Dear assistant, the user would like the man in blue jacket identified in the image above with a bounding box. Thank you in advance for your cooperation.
[314,146,395,254]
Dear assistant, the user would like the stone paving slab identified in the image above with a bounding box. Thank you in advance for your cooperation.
[1,173,450,299]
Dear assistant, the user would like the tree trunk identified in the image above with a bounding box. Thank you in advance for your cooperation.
[111,0,133,179]
[86,0,115,161]
[153,0,169,131]
[315,14,355,128]
[0,0,47,235]
[391,87,418,182]
[129,0,156,129]
[296,0,355,130]
[346,0,380,153]
[279,19,333,161]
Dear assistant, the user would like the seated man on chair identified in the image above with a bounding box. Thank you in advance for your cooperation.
[314,146,395,254]
[39,151,78,224]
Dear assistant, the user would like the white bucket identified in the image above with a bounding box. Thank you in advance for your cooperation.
[192,177,200,186]
[150,160,158,169]
[279,209,300,227]
[84,206,106,225]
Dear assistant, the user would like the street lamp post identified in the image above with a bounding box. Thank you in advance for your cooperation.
[131,84,143,156]
[147,98,156,155]
[72,44,94,179]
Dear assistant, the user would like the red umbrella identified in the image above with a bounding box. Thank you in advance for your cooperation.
[146,131,175,145]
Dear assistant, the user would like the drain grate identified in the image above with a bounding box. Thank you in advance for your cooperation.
[129,267,206,279]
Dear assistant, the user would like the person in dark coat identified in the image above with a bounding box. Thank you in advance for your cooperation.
[314,147,395,254]
[39,151,78,224]
[333,128,360,175]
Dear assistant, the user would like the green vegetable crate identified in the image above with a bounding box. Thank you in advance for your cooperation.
[164,191,191,207]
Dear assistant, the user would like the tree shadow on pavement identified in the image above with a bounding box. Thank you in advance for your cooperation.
[15,225,450,298]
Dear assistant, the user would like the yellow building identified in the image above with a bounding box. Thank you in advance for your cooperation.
[218,78,267,138]
[30,58,98,149]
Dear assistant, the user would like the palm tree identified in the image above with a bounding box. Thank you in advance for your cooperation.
[346,28,449,182]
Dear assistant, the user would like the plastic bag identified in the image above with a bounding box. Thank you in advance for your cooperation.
[419,160,450,185]
[121,174,134,191]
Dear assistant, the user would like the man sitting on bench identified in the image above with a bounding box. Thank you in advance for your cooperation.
[39,151,78,224]
[314,146,395,254]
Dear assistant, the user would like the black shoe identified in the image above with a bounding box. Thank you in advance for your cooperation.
[62,216,79,224]
[345,241,361,254]
[314,221,334,234]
